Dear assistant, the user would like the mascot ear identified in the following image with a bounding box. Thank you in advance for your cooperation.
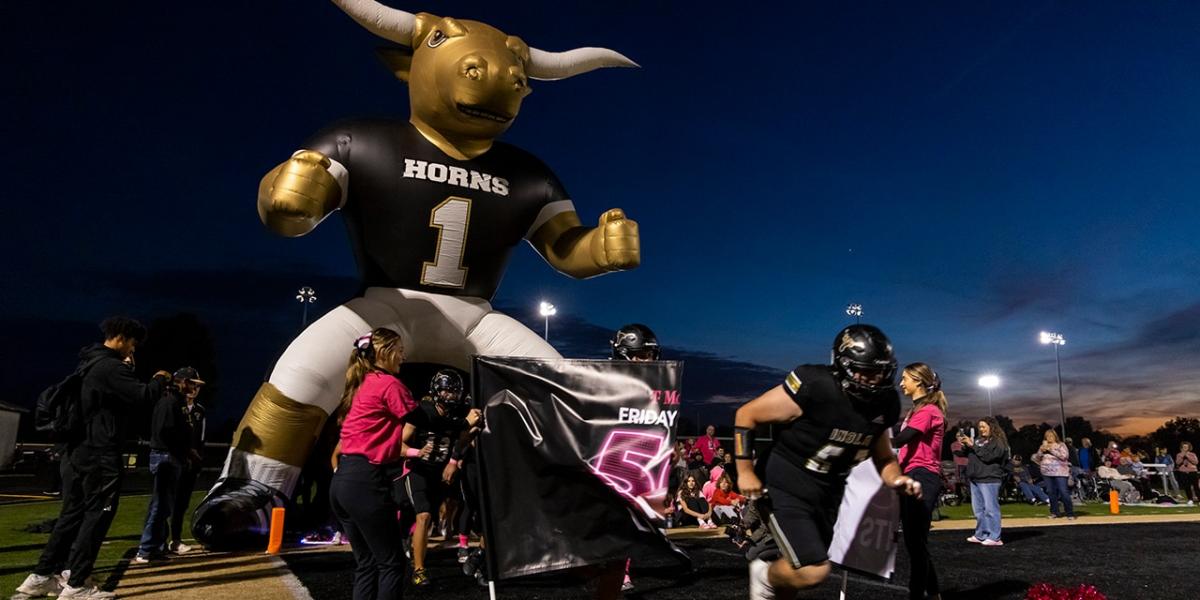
[412,12,441,47]
[377,47,414,82]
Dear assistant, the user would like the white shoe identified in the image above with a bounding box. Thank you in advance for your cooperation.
[59,584,116,599]
[58,571,96,590]
[131,555,151,565]
[748,558,775,600]
[16,573,62,596]
[169,541,193,555]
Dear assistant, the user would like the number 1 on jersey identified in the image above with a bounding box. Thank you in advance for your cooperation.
[421,197,472,288]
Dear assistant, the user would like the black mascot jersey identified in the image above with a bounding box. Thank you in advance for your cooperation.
[769,365,900,490]
[407,399,469,473]
[304,119,570,300]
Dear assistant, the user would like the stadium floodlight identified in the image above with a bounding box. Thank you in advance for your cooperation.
[978,374,1000,416]
[845,303,863,324]
[539,301,557,341]
[296,286,317,328]
[1039,331,1068,442]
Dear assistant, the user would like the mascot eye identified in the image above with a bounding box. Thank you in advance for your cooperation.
[428,30,448,48]
[466,65,482,80]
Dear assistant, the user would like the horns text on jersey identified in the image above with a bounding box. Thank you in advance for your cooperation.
[403,158,511,196]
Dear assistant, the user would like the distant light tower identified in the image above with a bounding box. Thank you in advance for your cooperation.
[1039,331,1067,442]
[296,286,317,328]
[539,301,557,342]
[845,303,863,324]
[978,374,1000,417]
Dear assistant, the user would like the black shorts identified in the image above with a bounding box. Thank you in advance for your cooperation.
[402,466,448,515]
[764,454,842,569]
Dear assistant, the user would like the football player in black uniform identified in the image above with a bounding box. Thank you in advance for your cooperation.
[611,323,662,362]
[402,369,480,587]
[733,325,922,599]
[197,2,642,545]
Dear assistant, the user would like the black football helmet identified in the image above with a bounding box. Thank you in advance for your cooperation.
[429,369,466,410]
[611,323,661,361]
[830,324,897,395]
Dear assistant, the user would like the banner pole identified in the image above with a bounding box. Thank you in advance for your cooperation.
[472,358,502,592]
[488,580,497,600]
[839,569,849,600]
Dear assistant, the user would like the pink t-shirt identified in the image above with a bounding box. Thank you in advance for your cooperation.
[898,403,945,475]
[339,372,419,465]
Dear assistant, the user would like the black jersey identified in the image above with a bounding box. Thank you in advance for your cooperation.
[303,119,572,300]
[407,398,469,472]
[769,365,901,488]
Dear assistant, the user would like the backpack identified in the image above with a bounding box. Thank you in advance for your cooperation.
[34,356,107,441]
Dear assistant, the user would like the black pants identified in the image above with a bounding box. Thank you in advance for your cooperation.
[1177,471,1198,502]
[900,467,941,600]
[331,455,407,600]
[34,447,123,588]
[456,461,481,537]
[171,464,199,544]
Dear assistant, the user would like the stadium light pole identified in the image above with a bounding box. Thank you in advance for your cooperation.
[296,286,317,328]
[1039,331,1067,442]
[978,374,1000,417]
[539,301,557,342]
[845,303,863,324]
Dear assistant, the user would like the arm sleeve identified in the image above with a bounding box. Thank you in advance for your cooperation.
[891,427,922,448]
[523,165,575,240]
[1051,444,1068,461]
[300,122,354,209]
[781,367,812,412]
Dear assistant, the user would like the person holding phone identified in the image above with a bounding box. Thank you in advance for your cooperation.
[1032,429,1075,519]
[955,417,1009,546]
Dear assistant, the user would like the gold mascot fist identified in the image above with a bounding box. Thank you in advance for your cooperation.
[590,208,640,271]
[257,150,342,237]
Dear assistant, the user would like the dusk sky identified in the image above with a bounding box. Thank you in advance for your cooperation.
[2,1,1197,437]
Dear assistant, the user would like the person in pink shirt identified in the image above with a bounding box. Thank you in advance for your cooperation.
[894,363,947,600]
[697,425,721,466]
[329,328,425,600]
[1176,441,1199,505]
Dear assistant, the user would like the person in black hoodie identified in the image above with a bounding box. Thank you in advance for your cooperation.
[135,368,203,562]
[17,317,170,599]
[954,417,1010,546]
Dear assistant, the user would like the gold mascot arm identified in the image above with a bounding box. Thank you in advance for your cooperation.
[529,208,640,279]
[256,150,344,237]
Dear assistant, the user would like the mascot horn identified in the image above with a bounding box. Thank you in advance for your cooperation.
[192,0,641,548]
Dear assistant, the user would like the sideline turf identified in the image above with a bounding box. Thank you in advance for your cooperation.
[0,491,206,594]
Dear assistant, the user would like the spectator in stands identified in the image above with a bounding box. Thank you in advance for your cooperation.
[331,328,422,600]
[677,475,715,528]
[1104,441,1121,469]
[956,417,1008,546]
[1098,459,1137,500]
[169,368,205,555]
[135,367,202,563]
[1011,455,1049,505]
[894,362,947,600]
[1174,442,1197,506]
[721,451,738,489]
[1117,455,1154,499]
[710,473,745,524]
[1078,438,1099,475]
[1155,447,1180,498]
[1033,429,1075,520]
[18,317,171,599]
[697,424,721,468]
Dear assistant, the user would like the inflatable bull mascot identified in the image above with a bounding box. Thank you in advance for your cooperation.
[193,0,641,547]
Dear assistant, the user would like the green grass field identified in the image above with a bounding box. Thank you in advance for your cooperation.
[0,492,205,595]
[937,500,1200,520]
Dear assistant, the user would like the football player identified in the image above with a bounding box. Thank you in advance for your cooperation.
[401,369,479,587]
[610,323,661,362]
[733,325,922,599]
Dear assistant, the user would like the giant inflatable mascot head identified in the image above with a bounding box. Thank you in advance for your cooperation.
[194,0,642,549]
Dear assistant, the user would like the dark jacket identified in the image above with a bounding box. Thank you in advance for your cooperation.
[78,344,167,453]
[955,437,1009,483]
[149,388,190,458]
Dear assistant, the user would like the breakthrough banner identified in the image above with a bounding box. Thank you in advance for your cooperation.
[473,357,691,580]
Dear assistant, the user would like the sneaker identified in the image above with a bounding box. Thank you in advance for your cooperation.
[332,531,347,545]
[748,558,775,600]
[132,555,151,565]
[169,541,193,554]
[411,568,430,587]
[16,573,62,596]
[1066,516,1077,521]
[622,579,635,592]
[457,547,471,563]
[1048,514,1058,519]
[1188,501,1195,507]
[59,584,116,599]
[966,536,983,543]
[58,570,96,590]
[981,539,1004,546]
